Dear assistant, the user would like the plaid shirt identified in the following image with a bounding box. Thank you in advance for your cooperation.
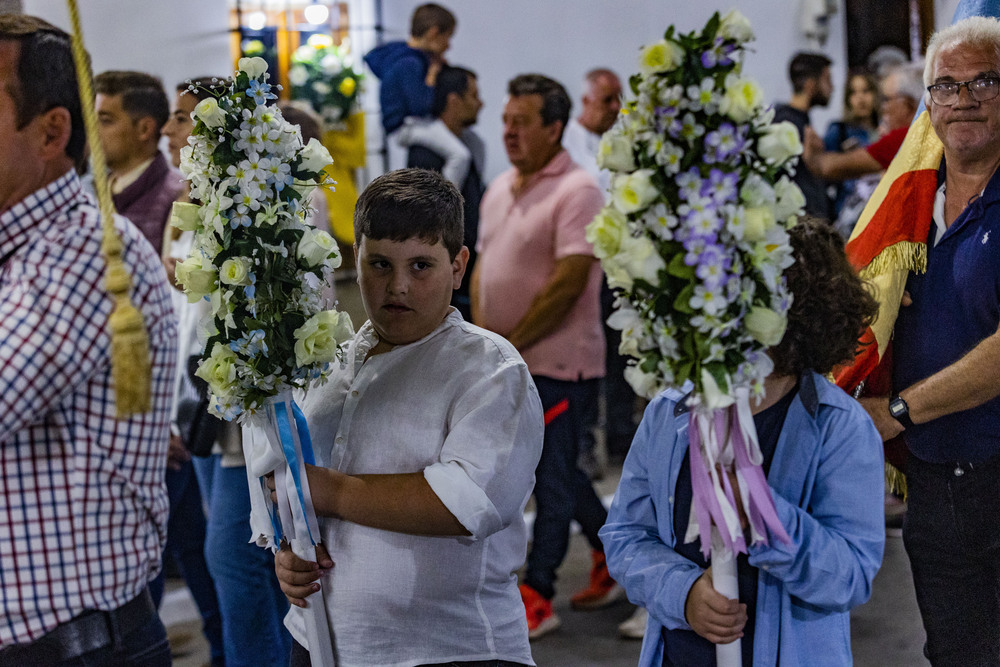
[0,170,177,646]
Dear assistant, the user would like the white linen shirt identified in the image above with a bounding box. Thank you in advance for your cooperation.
[562,117,611,199]
[285,309,543,667]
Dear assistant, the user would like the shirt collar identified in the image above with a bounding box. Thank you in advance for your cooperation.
[111,156,156,195]
[511,149,572,195]
[0,168,82,259]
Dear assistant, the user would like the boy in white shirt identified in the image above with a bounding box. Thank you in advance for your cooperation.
[275,168,543,667]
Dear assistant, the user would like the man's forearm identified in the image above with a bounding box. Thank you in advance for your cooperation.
[306,465,470,536]
[506,254,595,351]
[901,329,1000,425]
[810,148,882,181]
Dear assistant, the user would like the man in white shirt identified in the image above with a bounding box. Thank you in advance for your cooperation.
[274,168,543,667]
[562,68,621,196]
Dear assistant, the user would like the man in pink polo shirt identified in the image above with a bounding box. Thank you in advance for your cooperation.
[471,73,613,639]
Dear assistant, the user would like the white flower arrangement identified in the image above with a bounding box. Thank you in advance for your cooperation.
[587,10,804,408]
[174,57,354,421]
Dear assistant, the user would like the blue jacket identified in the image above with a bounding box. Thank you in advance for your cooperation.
[363,40,433,134]
[600,372,885,666]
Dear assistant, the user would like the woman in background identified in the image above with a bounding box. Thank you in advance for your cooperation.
[823,69,879,218]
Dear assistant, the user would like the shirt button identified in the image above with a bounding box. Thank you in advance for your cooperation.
[668,496,674,504]
[351,390,359,397]
[954,466,964,477]
[335,436,344,444]
[762,565,770,571]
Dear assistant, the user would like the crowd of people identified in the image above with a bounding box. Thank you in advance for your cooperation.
[2,2,1000,667]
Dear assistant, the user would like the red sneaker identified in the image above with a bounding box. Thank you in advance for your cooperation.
[570,550,625,610]
[519,583,561,639]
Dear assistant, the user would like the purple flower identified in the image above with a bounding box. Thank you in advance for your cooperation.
[695,243,731,289]
[702,169,739,204]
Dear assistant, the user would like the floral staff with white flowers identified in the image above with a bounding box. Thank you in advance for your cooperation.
[172,56,354,667]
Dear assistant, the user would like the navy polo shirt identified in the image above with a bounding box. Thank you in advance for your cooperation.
[893,164,1000,464]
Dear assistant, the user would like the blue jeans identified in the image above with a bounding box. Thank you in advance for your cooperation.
[524,376,606,599]
[205,459,292,667]
[149,459,225,666]
[903,453,1000,666]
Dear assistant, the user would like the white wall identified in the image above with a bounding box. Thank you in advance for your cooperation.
[22,0,232,98]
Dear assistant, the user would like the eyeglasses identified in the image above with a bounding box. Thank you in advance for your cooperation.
[926,77,1000,106]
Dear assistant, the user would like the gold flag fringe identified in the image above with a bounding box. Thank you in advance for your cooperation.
[859,241,927,280]
[67,0,151,416]
[886,461,907,500]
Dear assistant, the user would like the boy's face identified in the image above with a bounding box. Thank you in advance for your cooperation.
[356,235,468,348]
[423,26,452,57]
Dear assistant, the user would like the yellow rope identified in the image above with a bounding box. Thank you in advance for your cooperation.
[66,0,151,416]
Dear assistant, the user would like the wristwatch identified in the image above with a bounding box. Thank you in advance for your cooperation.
[888,394,914,429]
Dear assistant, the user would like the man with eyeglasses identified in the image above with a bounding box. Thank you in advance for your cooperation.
[858,16,1000,667]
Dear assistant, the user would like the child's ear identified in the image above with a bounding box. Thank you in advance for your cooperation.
[451,246,470,289]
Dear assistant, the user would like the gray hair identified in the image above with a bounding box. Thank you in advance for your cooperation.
[886,62,927,103]
[924,16,1000,88]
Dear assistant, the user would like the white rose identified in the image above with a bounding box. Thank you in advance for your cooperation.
[175,257,217,302]
[312,80,332,95]
[602,255,634,292]
[773,176,806,220]
[614,232,666,286]
[299,137,333,173]
[196,342,239,395]
[220,257,252,286]
[288,65,309,87]
[719,9,755,42]
[611,169,659,214]
[596,133,636,172]
[739,173,775,207]
[238,56,268,79]
[719,75,762,123]
[294,310,354,366]
[297,227,338,267]
[585,205,627,259]
[193,97,227,129]
[625,364,661,399]
[639,39,684,75]
[745,306,787,346]
[743,206,776,242]
[700,368,735,409]
[321,54,343,76]
[170,201,201,232]
[607,306,644,358]
[758,121,803,166]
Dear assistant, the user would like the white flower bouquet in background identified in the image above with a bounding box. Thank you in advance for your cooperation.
[173,57,350,667]
[289,34,363,127]
[587,12,799,665]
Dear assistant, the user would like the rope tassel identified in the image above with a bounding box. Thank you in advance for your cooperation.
[67,0,151,416]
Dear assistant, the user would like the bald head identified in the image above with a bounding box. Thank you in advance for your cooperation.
[579,68,622,134]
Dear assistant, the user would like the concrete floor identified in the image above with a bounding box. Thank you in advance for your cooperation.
[163,468,927,666]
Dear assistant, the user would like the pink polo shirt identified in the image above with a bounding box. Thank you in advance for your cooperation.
[477,150,606,381]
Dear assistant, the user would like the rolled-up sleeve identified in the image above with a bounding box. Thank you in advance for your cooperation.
[424,356,543,540]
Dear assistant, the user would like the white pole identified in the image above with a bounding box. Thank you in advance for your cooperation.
[713,543,742,666]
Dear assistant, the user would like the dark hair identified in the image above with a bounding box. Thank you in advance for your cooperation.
[770,217,878,376]
[278,101,323,144]
[0,14,87,168]
[411,3,456,38]
[789,52,832,93]
[176,76,229,103]
[507,74,571,140]
[842,68,879,127]
[95,70,169,132]
[354,168,464,260]
[430,65,475,117]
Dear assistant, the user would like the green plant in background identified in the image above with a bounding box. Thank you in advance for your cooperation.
[289,34,362,127]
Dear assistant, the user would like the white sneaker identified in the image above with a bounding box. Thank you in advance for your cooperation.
[618,606,647,639]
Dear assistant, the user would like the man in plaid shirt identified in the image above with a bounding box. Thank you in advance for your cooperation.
[0,15,177,666]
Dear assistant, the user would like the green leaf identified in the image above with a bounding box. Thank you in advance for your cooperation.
[673,284,695,314]
[667,253,695,280]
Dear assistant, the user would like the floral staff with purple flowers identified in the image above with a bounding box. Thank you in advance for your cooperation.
[587,10,803,666]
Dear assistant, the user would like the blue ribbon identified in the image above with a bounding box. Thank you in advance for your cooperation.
[274,399,319,545]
